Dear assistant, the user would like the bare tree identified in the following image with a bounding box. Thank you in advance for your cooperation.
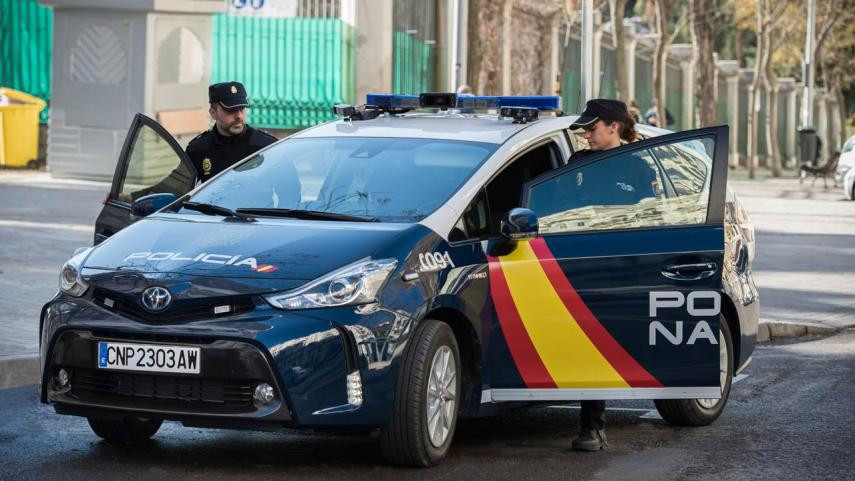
[691,0,717,127]
[746,0,787,179]
[812,0,842,160]
[608,0,631,103]
[652,0,679,127]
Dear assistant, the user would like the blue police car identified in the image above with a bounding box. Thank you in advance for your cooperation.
[40,93,758,466]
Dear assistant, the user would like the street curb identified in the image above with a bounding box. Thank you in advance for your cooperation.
[0,355,39,390]
[757,321,839,343]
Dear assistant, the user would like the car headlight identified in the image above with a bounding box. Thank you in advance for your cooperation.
[264,258,397,310]
[59,247,92,297]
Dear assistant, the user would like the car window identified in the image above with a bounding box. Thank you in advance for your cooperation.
[843,137,855,154]
[654,139,711,196]
[483,141,558,235]
[119,124,194,200]
[188,137,498,223]
[528,137,714,234]
[449,189,489,242]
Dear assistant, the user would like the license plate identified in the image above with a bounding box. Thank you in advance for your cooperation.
[97,342,200,374]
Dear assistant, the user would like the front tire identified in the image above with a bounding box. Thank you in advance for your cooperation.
[380,319,461,467]
[655,317,733,426]
[87,417,162,444]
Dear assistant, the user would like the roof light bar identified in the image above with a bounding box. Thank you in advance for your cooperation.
[365,93,560,112]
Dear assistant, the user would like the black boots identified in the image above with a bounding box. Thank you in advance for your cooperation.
[572,428,608,451]
[574,400,607,451]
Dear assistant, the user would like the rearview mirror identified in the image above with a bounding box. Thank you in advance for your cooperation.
[499,208,539,240]
[131,193,177,219]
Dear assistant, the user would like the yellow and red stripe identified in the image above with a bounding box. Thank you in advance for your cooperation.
[488,237,661,389]
[253,264,279,273]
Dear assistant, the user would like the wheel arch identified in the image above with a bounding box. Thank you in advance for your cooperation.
[720,292,742,368]
[423,307,483,417]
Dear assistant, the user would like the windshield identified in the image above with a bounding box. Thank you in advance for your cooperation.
[843,137,855,154]
[188,137,498,222]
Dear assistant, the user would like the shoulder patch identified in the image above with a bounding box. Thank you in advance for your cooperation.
[249,127,278,146]
[186,130,213,151]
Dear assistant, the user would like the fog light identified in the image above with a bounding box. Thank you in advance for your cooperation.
[253,383,275,405]
[346,371,363,406]
[56,368,70,388]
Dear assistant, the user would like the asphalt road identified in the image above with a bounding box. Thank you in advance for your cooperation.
[2,328,853,481]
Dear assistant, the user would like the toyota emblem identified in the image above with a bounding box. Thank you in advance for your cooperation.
[141,286,172,312]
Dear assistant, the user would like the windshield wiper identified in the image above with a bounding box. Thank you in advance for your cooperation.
[236,208,378,222]
[182,202,255,222]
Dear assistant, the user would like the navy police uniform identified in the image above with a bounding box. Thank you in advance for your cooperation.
[125,82,277,201]
[188,82,278,183]
[566,98,645,452]
[186,125,277,183]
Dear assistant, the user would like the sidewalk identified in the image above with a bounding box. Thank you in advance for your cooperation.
[727,167,855,334]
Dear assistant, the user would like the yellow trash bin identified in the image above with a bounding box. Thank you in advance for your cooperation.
[0,87,47,168]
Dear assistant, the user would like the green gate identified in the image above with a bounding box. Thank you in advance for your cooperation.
[0,0,52,122]
[392,0,436,94]
[211,15,355,130]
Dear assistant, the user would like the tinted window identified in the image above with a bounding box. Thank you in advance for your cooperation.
[189,137,497,223]
[528,137,713,234]
[120,124,194,201]
[450,189,490,242]
[484,142,557,234]
[655,139,711,196]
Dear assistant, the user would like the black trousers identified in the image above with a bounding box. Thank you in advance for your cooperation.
[580,400,606,431]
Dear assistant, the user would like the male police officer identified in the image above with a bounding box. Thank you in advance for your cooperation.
[189,81,278,183]
[123,82,277,202]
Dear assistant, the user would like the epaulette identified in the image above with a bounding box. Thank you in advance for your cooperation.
[249,127,278,146]
[186,130,213,151]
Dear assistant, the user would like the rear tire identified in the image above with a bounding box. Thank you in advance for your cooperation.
[87,417,162,444]
[380,319,461,467]
[655,317,733,426]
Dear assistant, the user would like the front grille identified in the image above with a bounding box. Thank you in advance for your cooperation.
[70,368,258,414]
[92,289,256,323]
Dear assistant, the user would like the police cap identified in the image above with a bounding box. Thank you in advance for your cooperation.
[209,81,249,109]
[570,99,630,130]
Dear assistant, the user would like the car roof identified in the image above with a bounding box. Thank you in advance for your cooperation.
[293,112,670,145]
[293,112,567,144]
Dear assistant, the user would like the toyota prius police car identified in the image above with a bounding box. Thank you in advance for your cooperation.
[40,93,758,466]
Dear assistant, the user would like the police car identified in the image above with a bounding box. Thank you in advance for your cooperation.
[40,93,758,467]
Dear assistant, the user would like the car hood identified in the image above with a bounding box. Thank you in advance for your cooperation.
[84,213,414,280]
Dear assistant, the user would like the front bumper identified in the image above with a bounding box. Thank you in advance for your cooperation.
[40,294,414,429]
[46,330,291,427]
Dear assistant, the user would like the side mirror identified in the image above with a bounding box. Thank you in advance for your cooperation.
[500,208,539,240]
[131,193,177,219]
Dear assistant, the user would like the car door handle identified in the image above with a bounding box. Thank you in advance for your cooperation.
[661,262,718,281]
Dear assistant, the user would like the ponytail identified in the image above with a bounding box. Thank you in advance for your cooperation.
[620,115,638,143]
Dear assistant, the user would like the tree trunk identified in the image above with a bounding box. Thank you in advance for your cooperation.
[653,0,669,125]
[746,5,767,179]
[765,79,782,176]
[609,0,630,103]
[735,29,743,68]
[691,0,717,127]
[763,39,782,176]
[834,82,848,148]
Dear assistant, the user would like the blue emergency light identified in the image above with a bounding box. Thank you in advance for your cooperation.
[365,93,560,111]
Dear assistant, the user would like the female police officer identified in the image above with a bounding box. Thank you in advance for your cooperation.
[567,99,641,452]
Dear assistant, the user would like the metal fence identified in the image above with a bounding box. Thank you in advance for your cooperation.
[392,0,437,94]
[211,12,355,130]
[0,0,52,122]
